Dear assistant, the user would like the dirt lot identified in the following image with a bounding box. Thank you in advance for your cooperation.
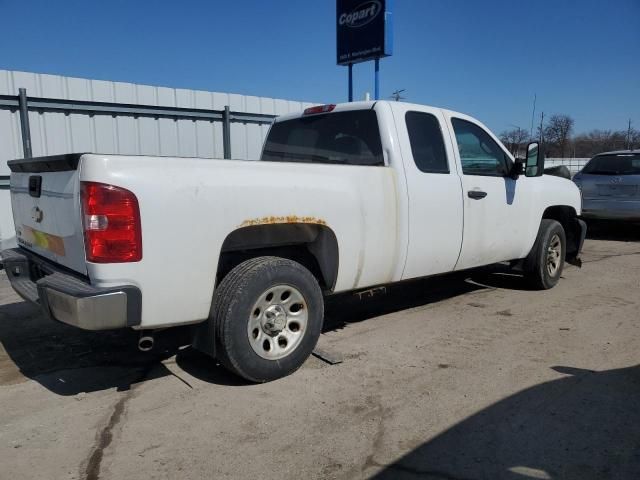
[1,225,639,480]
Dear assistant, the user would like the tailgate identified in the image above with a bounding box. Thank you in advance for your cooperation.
[8,154,87,275]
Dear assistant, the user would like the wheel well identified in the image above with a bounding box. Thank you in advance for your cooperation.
[216,224,339,291]
[542,206,580,257]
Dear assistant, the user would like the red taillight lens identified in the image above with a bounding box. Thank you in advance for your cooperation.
[303,104,336,115]
[80,182,142,263]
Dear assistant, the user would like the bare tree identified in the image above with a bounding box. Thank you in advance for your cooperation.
[499,128,530,156]
[525,111,635,158]
[628,126,639,150]
[544,115,574,158]
[573,129,630,157]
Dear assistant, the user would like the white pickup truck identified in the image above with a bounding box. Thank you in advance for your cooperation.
[2,101,585,382]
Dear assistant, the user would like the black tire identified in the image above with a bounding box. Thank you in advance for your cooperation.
[524,219,566,290]
[211,256,323,382]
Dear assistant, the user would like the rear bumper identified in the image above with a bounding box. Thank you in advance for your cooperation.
[1,248,141,330]
[582,199,640,221]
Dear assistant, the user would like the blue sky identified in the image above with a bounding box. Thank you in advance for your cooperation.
[1,0,638,135]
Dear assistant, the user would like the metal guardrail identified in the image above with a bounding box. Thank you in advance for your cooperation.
[0,88,277,162]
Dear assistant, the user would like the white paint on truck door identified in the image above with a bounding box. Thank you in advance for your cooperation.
[446,115,534,269]
[391,104,464,279]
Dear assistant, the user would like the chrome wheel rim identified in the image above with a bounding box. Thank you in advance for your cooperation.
[546,234,562,277]
[247,284,308,360]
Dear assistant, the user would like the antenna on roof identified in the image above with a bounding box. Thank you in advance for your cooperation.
[390,89,406,101]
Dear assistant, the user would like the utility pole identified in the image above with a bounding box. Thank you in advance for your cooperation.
[390,89,406,101]
[627,119,632,150]
[530,93,536,138]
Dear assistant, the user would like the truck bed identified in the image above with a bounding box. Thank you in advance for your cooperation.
[7,153,401,328]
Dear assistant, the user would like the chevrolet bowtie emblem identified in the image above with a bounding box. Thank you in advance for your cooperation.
[31,206,44,223]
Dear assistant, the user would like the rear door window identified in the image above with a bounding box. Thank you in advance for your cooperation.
[405,112,449,173]
[262,110,383,166]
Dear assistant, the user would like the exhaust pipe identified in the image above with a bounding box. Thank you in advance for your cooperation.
[138,331,154,352]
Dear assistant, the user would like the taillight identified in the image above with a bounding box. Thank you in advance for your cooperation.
[80,182,142,263]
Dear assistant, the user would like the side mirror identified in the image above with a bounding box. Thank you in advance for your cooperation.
[525,141,544,177]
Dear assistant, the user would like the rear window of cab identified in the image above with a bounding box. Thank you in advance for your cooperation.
[261,110,384,166]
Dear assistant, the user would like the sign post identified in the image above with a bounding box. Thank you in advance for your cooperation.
[337,0,393,101]
[348,64,353,102]
[374,58,380,100]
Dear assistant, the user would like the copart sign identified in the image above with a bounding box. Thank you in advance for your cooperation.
[336,0,393,65]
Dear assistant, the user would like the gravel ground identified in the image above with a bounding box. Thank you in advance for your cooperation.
[1,227,639,480]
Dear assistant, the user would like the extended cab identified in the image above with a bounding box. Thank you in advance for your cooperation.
[2,101,586,382]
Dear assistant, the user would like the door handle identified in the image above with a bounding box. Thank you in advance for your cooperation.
[468,190,487,199]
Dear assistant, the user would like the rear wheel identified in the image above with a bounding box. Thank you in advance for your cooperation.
[211,256,323,382]
[524,219,566,290]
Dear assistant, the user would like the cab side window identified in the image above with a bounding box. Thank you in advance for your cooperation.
[406,112,449,174]
[452,118,509,176]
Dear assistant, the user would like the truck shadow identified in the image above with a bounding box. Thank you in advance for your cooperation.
[323,264,535,331]
[0,299,178,395]
[323,270,485,331]
[585,220,640,242]
[0,265,536,394]
[369,364,640,480]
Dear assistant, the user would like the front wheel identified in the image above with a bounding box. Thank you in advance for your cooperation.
[524,219,566,290]
[211,256,323,382]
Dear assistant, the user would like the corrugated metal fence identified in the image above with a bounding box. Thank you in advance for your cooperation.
[0,70,317,168]
[0,70,317,247]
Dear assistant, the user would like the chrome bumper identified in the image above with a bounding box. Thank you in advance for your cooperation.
[1,248,141,330]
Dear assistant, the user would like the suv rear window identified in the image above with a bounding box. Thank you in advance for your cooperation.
[261,110,384,166]
[582,154,640,175]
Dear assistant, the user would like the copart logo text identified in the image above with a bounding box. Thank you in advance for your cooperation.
[339,1,381,28]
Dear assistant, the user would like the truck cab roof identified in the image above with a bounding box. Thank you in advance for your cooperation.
[274,100,471,124]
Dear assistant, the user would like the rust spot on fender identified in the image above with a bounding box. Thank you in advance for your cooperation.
[239,215,327,228]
